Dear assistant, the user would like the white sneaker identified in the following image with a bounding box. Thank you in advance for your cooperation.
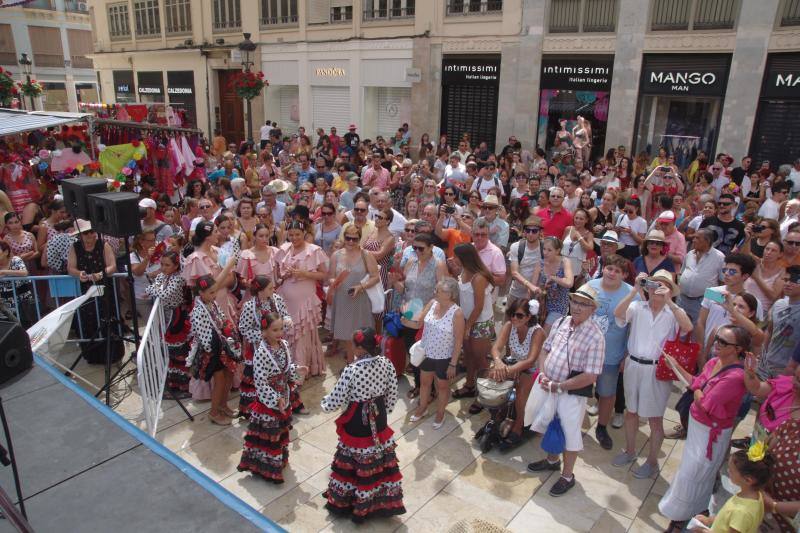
[611,413,624,429]
[585,403,598,416]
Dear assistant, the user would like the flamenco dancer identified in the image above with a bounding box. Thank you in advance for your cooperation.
[237,275,299,418]
[238,312,308,484]
[145,251,192,398]
[188,274,243,426]
[321,327,406,522]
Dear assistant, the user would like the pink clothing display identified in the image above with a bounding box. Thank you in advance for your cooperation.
[276,242,328,376]
[689,357,746,459]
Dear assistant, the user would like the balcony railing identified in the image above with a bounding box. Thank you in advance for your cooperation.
[212,19,242,32]
[330,6,353,22]
[259,14,298,26]
[693,0,736,29]
[651,0,737,31]
[781,0,800,26]
[23,0,54,9]
[549,0,580,32]
[64,0,89,13]
[446,0,503,16]
[549,0,616,33]
[363,6,414,20]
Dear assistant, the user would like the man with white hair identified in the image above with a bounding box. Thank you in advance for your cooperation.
[781,199,800,238]
[789,158,800,196]
[256,184,287,224]
[223,177,247,209]
[367,190,406,236]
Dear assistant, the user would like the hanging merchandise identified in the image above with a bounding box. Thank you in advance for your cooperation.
[98,142,148,176]
[51,144,92,172]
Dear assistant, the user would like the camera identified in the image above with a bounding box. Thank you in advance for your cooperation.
[752,224,765,233]
[444,205,456,215]
[639,279,661,291]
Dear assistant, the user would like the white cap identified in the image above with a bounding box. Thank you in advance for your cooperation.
[138,198,157,210]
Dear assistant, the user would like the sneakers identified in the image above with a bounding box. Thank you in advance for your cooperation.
[585,403,598,416]
[611,451,637,467]
[527,458,561,472]
[632,461,659,479]
[595,425,613,450]
[549,475,575,496]
[611,412,624,429]
[665,424,687,440]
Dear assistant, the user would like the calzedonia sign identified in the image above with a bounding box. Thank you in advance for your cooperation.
[540,57,614,91]
[442,57,501,86]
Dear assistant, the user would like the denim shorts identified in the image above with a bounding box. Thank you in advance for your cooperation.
[595,364,621,397]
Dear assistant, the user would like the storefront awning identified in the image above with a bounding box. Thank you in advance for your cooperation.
[0,110,92,137]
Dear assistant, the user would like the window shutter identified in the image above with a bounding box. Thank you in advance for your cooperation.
[307,0,331,23]
[0,25,16,66]
[67,29,94,69]
[29,26,64,68]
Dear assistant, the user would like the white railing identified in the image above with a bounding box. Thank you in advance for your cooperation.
[136,297,168,437]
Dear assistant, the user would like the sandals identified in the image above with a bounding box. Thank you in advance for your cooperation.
[406,387,419,399]
[452,385,477,399]
[499,432,523,451]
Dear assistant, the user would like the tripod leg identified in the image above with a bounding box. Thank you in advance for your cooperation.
[0,399,27,520]
[165,389,195,422]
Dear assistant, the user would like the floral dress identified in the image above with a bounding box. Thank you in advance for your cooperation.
[237,339,299,484]
[321,355,405,522]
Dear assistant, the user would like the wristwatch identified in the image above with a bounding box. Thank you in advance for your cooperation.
[556,383,563,394]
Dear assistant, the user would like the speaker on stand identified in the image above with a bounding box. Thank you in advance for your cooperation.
[61,177,108,219]
[0,321,33,387]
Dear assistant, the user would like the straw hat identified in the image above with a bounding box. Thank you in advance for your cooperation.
[647,269,679,297]
[269,179,291,193]
[482,195,501,207]
[594,230,624,250]
[70,218,93,236]
[644,229,666,243]
[569,283,599,307]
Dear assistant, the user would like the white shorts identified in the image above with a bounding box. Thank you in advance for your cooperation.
[623,357,672,418]
[523,374,588,452]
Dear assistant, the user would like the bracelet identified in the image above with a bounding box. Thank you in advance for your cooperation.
[448,363,457,368]
[772,500,778,515]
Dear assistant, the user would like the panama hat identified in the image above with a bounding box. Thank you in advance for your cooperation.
[70,218,93,236]
[569,283,599,307]
[594,230,624,250]
[269,179,290,193]
[644,229,667,243]
[647,269,679,297]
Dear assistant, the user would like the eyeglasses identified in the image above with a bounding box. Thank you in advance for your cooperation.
[444,192,455,197]
[374,215,387,221]
[570,300,593,309]
[469,196,480,201]
[483,205,498,210]
[512,312,528,319]
[424,184,436,188]
[412,245,426,252]
[646,241,663,246]
[721,268,740,276]
[321,211,334,216]
[784,240,800,246]
[353,207,367,213]
[473,232,489,238]
[344,236,360,243]
[404,227,416,233]
[301,188,312,193]
[550,195,564,199]
[523,227,540,234]
[713,335,738,348]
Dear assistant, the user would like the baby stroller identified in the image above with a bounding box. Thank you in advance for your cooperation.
[473,366,516,453]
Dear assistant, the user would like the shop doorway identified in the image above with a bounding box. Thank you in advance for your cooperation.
[440,56,501,152]
[750,99,800,166]
[218,70,244,145]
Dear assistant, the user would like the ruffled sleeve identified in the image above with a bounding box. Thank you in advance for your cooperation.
[305,244,329,272]
[238,298,262,346]
[182,252,211,285]
[253,341,280,407]
[321,364,353,412]
[189,300,214,352]
[235,249,256,278]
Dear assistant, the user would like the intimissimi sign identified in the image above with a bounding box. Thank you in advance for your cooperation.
[640,54,730,96]
[442,56,501,86]
[540,56,614,91]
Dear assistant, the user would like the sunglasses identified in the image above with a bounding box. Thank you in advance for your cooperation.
[200,205,212,209]
[412,245,426,252]
[344,236,360,243]
[374,215,387,221]
[784,240,800,246]
[523,226,540,234]
[512,312,528,319]
[646,241,663,246]
[483,205,498,210]
[404,227,416,233]
[550,195,564,199]
[321,211,334,216]
[713,335,738,348]
[353,207,367,213]
[721,268,740,276]
[444,192,455,197]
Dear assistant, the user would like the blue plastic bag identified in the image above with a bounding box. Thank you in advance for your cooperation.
[383,311,403,338]
[541,415,566,455]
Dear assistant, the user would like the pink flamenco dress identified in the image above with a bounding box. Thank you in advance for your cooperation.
[235,247,279,303]
[182,247,243,400]
[277,242,328,376]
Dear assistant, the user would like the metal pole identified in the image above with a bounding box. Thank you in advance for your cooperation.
[26,74,34,111]
[246,97,252,143]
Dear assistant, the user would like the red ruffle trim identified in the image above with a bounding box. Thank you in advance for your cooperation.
[250,401,292,420]
[330,470,403,491]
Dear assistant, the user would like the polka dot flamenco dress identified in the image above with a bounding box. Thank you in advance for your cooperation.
[321,355,406,522]
[237,339,299,484]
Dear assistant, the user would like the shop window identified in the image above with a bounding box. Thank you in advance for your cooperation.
[67,29,93,69]
[446,0,502,16]
[213,0,241,32]
[549,0,617,33]
[42,83,68,112]
[363,0,414,20]
[0,25,17,66]
[76,83,99,104]
[165,0,192,34]
[108,2,131,40]
[780,0,800,26]
[260,0,298,27]
[28,26,64,68]
[133,0,161,38]
[651,0,738,31]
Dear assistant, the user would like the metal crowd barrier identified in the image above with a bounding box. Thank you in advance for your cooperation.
[136,297,168,436]
[1,273,132,343]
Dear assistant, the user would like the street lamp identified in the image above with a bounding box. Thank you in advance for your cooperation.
[18,53,34,111]
[237,33,257,144]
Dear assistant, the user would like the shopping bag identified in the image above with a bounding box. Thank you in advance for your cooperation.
[656,332,699,381]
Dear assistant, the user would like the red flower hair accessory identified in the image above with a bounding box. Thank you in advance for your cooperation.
[353,330,365,344]
[196,277,211,290]
[520,197,530,208]
[374,334,382,345]
[630,194,638,200]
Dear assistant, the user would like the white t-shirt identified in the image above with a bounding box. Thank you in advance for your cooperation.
[444,164,468,189]
[129,251,160,300]
[758,198,780,221]
[617,215,647,247]
[260,125,270,141]
[507,239,543,299]
[470,174,505,200]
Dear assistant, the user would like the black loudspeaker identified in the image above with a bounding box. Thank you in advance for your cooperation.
[88,192,141,238]
[62,177,108,219]
[0,321,33,386]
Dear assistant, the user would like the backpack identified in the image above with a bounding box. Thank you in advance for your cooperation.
[516,239,544,264]
[475,175,501,196]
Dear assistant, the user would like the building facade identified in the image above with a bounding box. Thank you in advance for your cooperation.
[1,0,97,112]
[87,0,800,162]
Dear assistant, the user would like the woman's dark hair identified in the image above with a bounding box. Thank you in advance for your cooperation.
[453,243,496,287]
[625,197,641,215]
[0,241,10,255]
[730,449,774,489]
[253,223,270,237]
[48,199,65,212]
[292,204,311,221]
[734,292,759,319]
[187,179,207,198]
[321,202,336,215]
[236,197,254,217]
[194,274,215,293]
[380,207,394,224]
[3,212,19,224]
[413,232,434,247]
[249,275,273,295]
[505,298,537,326]
[352,327,379,356]
[286,220,308,233]
[572,208,591,229]
[509,197,531,222]
[214,214,231,228]
[718,324,752,354]
[192,221,215,246]
[161,250,180,268]
[543,236,563,252]
[260,311,282,331]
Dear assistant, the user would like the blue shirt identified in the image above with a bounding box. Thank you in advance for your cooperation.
[587,278,636,366]
[297,166,317,187]
[400,244,446,268]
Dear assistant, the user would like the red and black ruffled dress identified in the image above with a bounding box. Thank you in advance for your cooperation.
[237,339,298,484]
[321,355,405,522]
[146,273,193,394]
[237,294,300,417]
[188,298,241,381]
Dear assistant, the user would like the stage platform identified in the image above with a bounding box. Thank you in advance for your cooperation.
[0,356,282,533]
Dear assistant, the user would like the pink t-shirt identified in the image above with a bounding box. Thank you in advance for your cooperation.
[477,241,507,277]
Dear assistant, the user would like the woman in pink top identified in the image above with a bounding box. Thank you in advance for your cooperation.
[659,324,747,532]
[744,355,800,435]
[236,223,278,299]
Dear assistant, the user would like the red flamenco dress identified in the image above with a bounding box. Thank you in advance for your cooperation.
[238,339,298,484]
[321,355,405,522]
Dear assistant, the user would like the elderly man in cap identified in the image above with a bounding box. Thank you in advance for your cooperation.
[677,228,725,323]
[480,195,509,250]
[655,210,686,271]
[138,198,173,243]
[524,283,605,496]
[612,270,692,479]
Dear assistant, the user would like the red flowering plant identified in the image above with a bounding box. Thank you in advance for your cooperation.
[0,67,17,107]
[17,78,43,98]
[228,71,267,101]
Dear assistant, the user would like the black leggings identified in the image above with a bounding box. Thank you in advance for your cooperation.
[400,326,420,389]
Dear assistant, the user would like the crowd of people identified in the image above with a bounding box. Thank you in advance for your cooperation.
[2,118,800,529]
